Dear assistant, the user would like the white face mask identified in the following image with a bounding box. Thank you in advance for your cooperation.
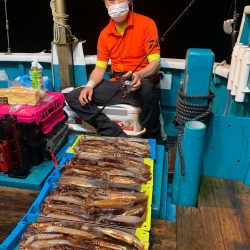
[107,3,129,22]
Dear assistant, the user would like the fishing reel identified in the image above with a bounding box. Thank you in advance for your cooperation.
[119,76,132,100]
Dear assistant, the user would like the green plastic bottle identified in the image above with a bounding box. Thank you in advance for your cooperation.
[30,58,43,90]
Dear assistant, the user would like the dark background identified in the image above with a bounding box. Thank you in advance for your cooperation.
[0,0,249,62]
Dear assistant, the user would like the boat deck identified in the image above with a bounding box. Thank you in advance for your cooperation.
[150,177,250,249]
[0,187,38,242]
[1,177,250,249]
[180,177,250,249]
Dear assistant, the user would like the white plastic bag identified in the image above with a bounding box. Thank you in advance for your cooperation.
[0,70,9,80]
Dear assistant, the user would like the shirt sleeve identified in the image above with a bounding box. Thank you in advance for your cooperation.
[147,53,161,62]
[97,30,110,63]
[96,60,108,70]
[144,19,160,57]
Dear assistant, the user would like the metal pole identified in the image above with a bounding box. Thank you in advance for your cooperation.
[51,0,74,89]
[53,0,71,44]
[4,0,11,54]
[54,0,67,25]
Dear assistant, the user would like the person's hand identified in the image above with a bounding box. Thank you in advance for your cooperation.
[122,71,141,91]
[79,86,93,106]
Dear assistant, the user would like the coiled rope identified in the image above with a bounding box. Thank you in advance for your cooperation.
[174,85,214,176]
[50,0,78,43]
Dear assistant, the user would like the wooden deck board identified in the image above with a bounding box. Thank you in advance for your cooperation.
[176,178,250,250]
[150,219,176,250]
[198,178,225,249]
[0,187,38,243]
[177,206,205,250]
[211,179,250,250]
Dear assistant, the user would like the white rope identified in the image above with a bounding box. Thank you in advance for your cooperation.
[50,0,78,43]
[213,60,227,84]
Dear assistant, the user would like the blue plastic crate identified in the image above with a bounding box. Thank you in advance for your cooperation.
[166,184,176,222]
[160,151,169,219]
[0,134,153,249]
[0,154,152,249]
[152,145,165,219]
[148,139,157,160]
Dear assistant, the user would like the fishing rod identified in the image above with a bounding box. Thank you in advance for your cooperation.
[91,0,198,122]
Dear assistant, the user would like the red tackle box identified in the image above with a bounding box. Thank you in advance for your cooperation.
[0,140,12,172]
[0,92,66,135]
[0,115,23,172]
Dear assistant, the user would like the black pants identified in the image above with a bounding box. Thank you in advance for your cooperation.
[65,78,161,139]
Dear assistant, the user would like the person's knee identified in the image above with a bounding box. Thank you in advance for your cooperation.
[65,89,79,105]
[64,92,71,103]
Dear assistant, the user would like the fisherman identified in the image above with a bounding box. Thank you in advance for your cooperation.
[66,0,161,139]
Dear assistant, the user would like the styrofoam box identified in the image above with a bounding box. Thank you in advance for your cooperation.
[100,104,141,134]
[64,104,142,134]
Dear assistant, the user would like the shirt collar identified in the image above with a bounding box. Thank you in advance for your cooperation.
[107,11,134,35]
